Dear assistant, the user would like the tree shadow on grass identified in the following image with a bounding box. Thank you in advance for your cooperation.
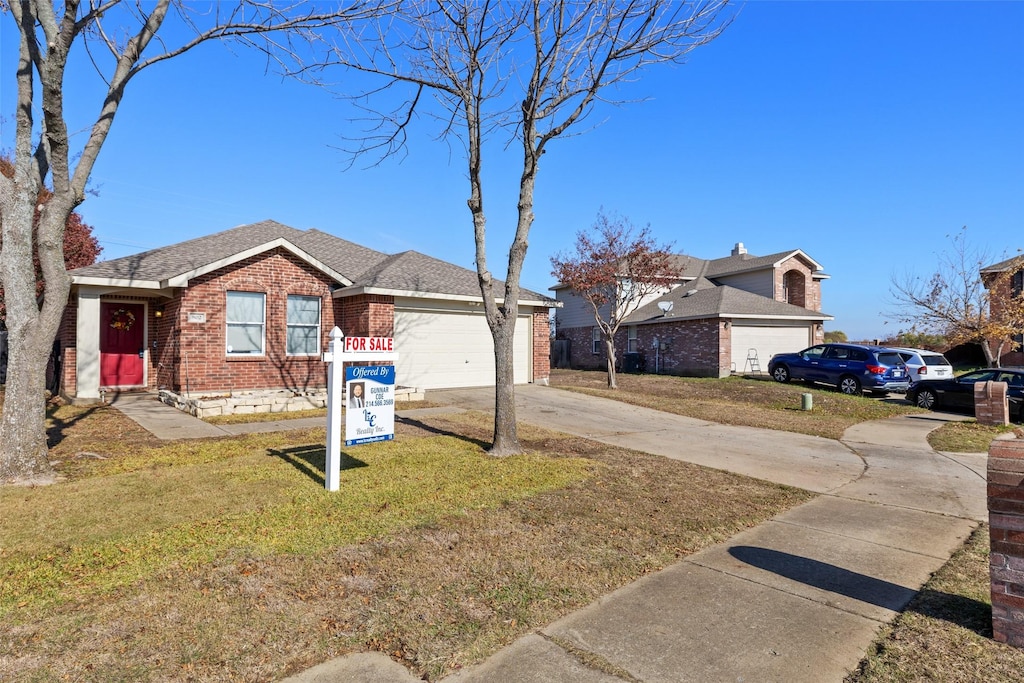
[267,445,367,487]
[396,416,490,450]
[45,404,102,449]
[729,546,991,636]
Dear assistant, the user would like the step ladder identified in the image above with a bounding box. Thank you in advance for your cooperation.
[744,348,761,374]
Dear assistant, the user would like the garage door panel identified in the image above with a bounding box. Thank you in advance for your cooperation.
[731,325,810,373]
[395,309,531,390]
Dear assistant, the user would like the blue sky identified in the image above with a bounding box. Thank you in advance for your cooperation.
[2,1,1022,341]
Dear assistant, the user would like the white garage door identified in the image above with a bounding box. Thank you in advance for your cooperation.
[394,306,532,389]
[731,325,811,374]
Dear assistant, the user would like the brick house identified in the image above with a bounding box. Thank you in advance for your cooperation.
[981,255,1024,367]
[59,220,553,405]
[552,242,832,377]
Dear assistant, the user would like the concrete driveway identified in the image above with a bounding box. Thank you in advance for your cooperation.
[432,384,986,520]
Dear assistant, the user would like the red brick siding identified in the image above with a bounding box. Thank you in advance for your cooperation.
[558,319,727,377]
[56,297,77,395]
[532,308,551,381]
[774,259,822,312]
[165,249,338,394]
[338,294,395,337]
[975,381,1010,426]
[989,438,1024,646]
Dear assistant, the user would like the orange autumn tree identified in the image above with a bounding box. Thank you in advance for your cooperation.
[551,210,682,389]
[889,227,1024,367]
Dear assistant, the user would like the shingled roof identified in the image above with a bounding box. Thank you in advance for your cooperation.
[981,254,1024,274]
[70,220,552,303]
[69,220,316,284]
[623,276,832,324]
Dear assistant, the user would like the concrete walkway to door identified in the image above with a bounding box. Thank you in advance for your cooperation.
[285,383,986,683]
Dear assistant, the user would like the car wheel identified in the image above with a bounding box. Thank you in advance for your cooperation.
[839,375,862,396]
[915,388,938,411]
[772,365,790,383]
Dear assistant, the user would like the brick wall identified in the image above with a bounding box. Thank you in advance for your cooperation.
[557,319,727,377]
[775,259,822,312]
[532,307,551,382]
[57,297,77,395]
[337,294,395,337]
[975,381,1010,426]
[168,249,338,394]
[988,438,1024,647]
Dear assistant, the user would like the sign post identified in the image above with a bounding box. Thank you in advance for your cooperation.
[321,327,399,492]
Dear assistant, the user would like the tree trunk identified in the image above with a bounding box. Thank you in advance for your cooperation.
[0,204,63,483]
[605,336,618,389]
[0,326,55,483]
[489,314,519,456]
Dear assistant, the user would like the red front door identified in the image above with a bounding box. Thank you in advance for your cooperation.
[100,302,145,387]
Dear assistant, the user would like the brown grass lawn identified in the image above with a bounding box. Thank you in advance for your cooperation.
[2,372,1016,681]
[550,369,918,440]
[1,401,810,682]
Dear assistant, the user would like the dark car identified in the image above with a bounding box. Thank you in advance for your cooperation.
[907,368,1024,421]
[768,343,910,396]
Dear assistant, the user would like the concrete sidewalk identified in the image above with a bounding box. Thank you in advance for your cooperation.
[107,387,986,682]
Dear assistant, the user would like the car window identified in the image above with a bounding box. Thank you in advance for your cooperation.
[999,372,1024,387]
[876,352,903,366]
[898,352,916,363]
[922,355,950,366]
[823,346,849,360]
[803,345,827,359]
[960,370,999,383]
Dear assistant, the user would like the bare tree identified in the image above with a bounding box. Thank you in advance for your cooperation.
[329,0,731,454]
[0,1,383,483]
[888,228,1024,367]
[551,210,680,389]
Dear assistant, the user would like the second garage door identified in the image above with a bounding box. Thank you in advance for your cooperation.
[394,304,532,389]
[731,324,811,374]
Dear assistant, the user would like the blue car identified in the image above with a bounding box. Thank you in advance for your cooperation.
[768,343,910,396]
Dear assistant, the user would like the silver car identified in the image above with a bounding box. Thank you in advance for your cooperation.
[893,347,954,383]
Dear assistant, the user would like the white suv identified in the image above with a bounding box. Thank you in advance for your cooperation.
[893,348,954,383]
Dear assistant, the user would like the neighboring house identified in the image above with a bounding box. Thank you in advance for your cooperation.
[552,242,833,377]
[981,255,1024,367]
[58,220,553,407]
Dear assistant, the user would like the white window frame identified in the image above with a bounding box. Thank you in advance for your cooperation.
[592,327,601,354]
[226,291,266,356]
[627,325,639,353]
[286,295,322,356]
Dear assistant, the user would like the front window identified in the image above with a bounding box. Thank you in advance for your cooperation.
[627,326,638,353]
[226,291,265,355]
[802,345,827,360]
[592,327,601,354]
[287,295,321,356]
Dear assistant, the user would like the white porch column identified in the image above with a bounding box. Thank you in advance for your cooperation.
[76,289,102,400]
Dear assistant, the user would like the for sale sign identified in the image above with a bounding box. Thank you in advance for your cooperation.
[345,365,396,446]
[344,336,395,353]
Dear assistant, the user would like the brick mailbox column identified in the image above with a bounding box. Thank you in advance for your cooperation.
[989,437,1024,646]
[976,380,1010,426]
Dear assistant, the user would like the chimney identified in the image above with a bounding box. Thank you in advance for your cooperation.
[732,242,747,257]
